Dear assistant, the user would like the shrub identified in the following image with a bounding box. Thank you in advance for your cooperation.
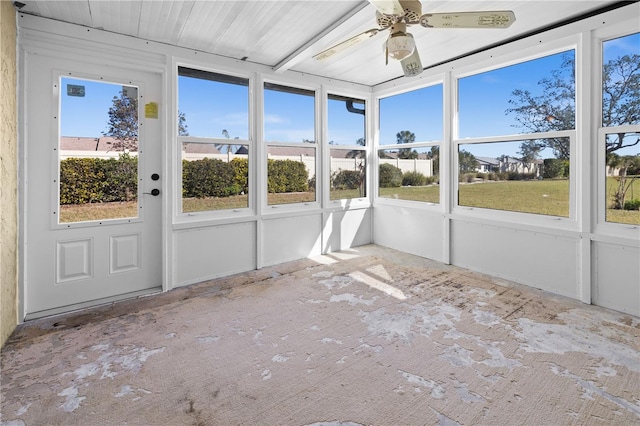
[100,153,138,202]
[182,158,240,198]
[459,172,477,183]
[543,158,570,179]
[476,172,488,181]
[267,159,309,193]
[332,169,361,190]
[379,163,402,188]
[60,158,107,204]
[402,171,426,186]
[230,157,249,194]
[624,199,640,211]
[425,176,438,185]
[506,172,537,181]
[59,154,138,205]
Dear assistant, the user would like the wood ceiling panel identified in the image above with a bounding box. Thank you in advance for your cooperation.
[19,0,94,27]
[138,0,195,45]
[87,0,142,36]
[17,0,620,86]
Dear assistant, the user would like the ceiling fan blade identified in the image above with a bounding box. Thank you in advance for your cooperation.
[420,11,516,29]
[401,49,422,77]
[368,0,404,16]
[313,28,381,61]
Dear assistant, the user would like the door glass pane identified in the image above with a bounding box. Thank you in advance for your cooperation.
[59,77,139,223]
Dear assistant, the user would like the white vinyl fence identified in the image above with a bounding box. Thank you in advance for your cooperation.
[61,151,434,179]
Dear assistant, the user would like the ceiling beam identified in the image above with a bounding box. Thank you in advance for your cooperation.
[272,1,370,73]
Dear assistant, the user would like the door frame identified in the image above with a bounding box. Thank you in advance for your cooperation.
[18,48,169,321]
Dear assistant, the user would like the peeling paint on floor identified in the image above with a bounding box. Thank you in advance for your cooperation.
[1,245,638,425]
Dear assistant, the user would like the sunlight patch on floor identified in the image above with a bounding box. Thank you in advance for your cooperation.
[349,270,407,300]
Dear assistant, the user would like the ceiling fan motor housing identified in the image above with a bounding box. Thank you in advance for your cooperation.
[376,0,422,28]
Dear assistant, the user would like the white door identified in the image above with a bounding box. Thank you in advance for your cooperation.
[23,55,163,319]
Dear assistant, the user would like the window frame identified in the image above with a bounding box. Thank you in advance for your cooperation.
[175,64,254,223]
[325,89,370,208]
[592,26,640,237]
[262,78,320,212]
[452,131,576,224]
[373,79,445,209]
[53,71,146,229]
[448,39,580,227]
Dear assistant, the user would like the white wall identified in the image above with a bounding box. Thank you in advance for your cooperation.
[16,4,639,319]
[17,13,373,320]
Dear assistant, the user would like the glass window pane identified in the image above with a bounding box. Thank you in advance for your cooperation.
[328,94,365,146]
[264,83,315,143]
[457,140,570,217]
[178,67,249,140]
[59,77,139,223]
[378,147,439,203]
[330,149,366,200]
[379,84,443,145]
[602,33,639,126]
[605,132,640,225]
[181,143,249,213]
[459,50,575,138]
[267,146,316,205]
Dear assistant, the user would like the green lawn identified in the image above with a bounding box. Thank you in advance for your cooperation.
[59,178,640,225]
[379,185,440,204]
[459,179,570,217]
[606,175,640,224]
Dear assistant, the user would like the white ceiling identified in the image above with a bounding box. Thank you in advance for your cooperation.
[16,0,619,86]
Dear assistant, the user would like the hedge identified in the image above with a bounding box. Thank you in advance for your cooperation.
[267,159,309,193]
[182,158,242,198]
[59,154,138,204]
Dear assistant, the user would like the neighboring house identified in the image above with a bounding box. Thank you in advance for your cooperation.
[475,155,542,177]
[476,157,500,173]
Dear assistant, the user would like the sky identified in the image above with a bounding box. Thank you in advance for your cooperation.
[61,33,638,160]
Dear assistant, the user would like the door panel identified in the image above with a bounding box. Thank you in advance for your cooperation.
[23,54,163,318]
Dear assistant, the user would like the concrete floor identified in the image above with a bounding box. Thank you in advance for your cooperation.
[2,245,639,425]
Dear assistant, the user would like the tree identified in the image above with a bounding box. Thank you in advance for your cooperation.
[103,90,138,151]
[219,129,241,154]
[396,130,418,159]
[603,54,640,154]
[517,141,543,174]
[178,111,189,136]
[427,146,439,175]
[459,150,478,172]
[507,52,640,159]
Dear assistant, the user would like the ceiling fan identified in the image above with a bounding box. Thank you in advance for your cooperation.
[313,0,516,77]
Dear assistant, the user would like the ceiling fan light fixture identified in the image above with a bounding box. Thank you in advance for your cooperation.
[386,32,415,61]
